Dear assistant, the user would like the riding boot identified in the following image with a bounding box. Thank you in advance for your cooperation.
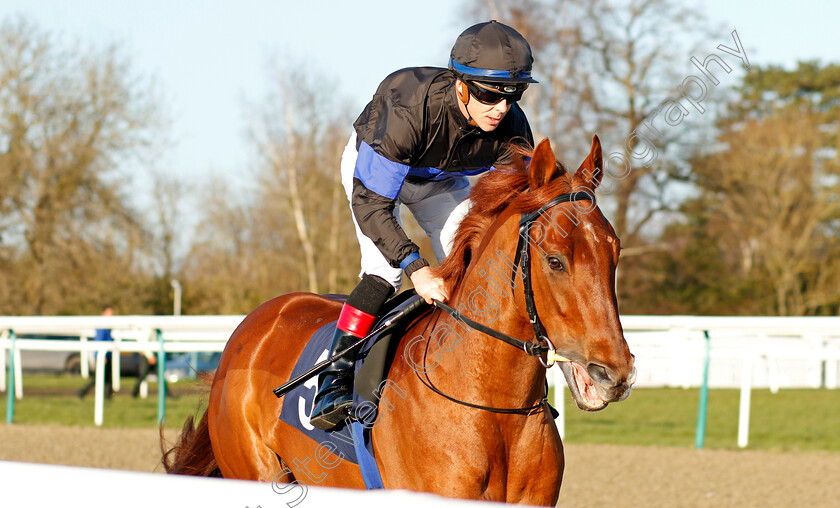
[309,324,365,430]
[309,274,394,430]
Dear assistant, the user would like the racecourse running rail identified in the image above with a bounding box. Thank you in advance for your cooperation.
[2,313,839,447]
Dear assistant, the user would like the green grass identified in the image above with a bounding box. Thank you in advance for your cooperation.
[5,373,207,429]
[6,375,840,452]
[558,387,840,452]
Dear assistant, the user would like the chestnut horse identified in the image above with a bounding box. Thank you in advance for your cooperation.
[162,136,636,505]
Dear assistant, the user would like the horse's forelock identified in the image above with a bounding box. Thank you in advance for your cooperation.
[433,143,573,291]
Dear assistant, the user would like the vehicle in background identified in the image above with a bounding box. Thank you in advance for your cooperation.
[63,351,144,377]
[163,352,222,383]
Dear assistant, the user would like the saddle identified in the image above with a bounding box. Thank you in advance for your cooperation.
[277,291,428,466]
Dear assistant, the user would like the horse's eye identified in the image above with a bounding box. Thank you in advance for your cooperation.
[547,256,565,271]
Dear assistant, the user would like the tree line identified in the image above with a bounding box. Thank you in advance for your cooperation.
[1,3,838,317]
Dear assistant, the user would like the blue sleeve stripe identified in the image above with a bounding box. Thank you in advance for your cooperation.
[355,142,411,200]
[399,252,421,271]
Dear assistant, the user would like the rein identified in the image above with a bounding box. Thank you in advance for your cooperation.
[433,300,547,358]
[422,190,594,414]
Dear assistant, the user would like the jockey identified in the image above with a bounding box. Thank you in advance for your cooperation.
[310,20,538,430]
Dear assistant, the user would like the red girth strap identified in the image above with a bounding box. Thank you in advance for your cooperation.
[337,304,377,338]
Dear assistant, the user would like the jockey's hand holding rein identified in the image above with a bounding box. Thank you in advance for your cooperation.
[410,266,449,304]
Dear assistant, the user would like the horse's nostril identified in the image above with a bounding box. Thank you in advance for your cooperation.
[587,363,615,387]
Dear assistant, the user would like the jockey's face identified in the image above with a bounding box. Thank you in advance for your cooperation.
[456,80,516,132]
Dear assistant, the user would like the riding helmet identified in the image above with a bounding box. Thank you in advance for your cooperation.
[448,20,538,84]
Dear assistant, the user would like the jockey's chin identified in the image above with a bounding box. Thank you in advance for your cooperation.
[466,99,512,132]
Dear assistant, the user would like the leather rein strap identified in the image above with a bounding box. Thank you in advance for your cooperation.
[433,300,546,357]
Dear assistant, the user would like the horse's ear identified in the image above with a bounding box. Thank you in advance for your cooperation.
[529,138,557,189]
[574,135,603,191]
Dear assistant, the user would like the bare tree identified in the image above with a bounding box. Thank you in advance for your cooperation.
[0,17,165,314]
[181,61,358,314]
[265,99,319,293]
[251,60,357,295]
[465,0,720,247]
[137,169,190,313]
[183,177,277,314]
[149,170,185,280]
[690,110,840,315]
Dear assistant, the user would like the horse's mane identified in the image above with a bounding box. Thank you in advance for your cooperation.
[433,143,574,292]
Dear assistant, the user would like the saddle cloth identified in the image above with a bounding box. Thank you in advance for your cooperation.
[277,292,424,474]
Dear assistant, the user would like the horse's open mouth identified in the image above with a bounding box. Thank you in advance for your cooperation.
[558,361,608,411]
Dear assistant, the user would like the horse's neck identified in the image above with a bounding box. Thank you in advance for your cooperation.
[450,213,527,329]
[434,215,547,406]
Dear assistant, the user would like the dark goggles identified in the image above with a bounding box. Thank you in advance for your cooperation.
[465,80,528,105]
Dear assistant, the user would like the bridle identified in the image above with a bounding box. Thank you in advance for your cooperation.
[422,190,594,413]
[514,190,594,363]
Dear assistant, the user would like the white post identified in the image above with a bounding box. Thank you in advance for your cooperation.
[111,335,121,393]
[737,354,753,448]
[79,334,90,378]
[171,280,182,316]
[94,346,107,427]
[767,357,780,394]
[761,333,780,394]
[139,332,152,398]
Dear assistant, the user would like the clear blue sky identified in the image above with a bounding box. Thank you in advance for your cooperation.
[4,0,839,191]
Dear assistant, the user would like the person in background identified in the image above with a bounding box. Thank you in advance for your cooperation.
[78,306,115,399]
[132,348,176,399]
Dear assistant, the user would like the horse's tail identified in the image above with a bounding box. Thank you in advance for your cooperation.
[160,408,221,477]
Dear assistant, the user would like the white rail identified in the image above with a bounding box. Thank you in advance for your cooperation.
[0,460,514,508]
[2,314,840,446]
